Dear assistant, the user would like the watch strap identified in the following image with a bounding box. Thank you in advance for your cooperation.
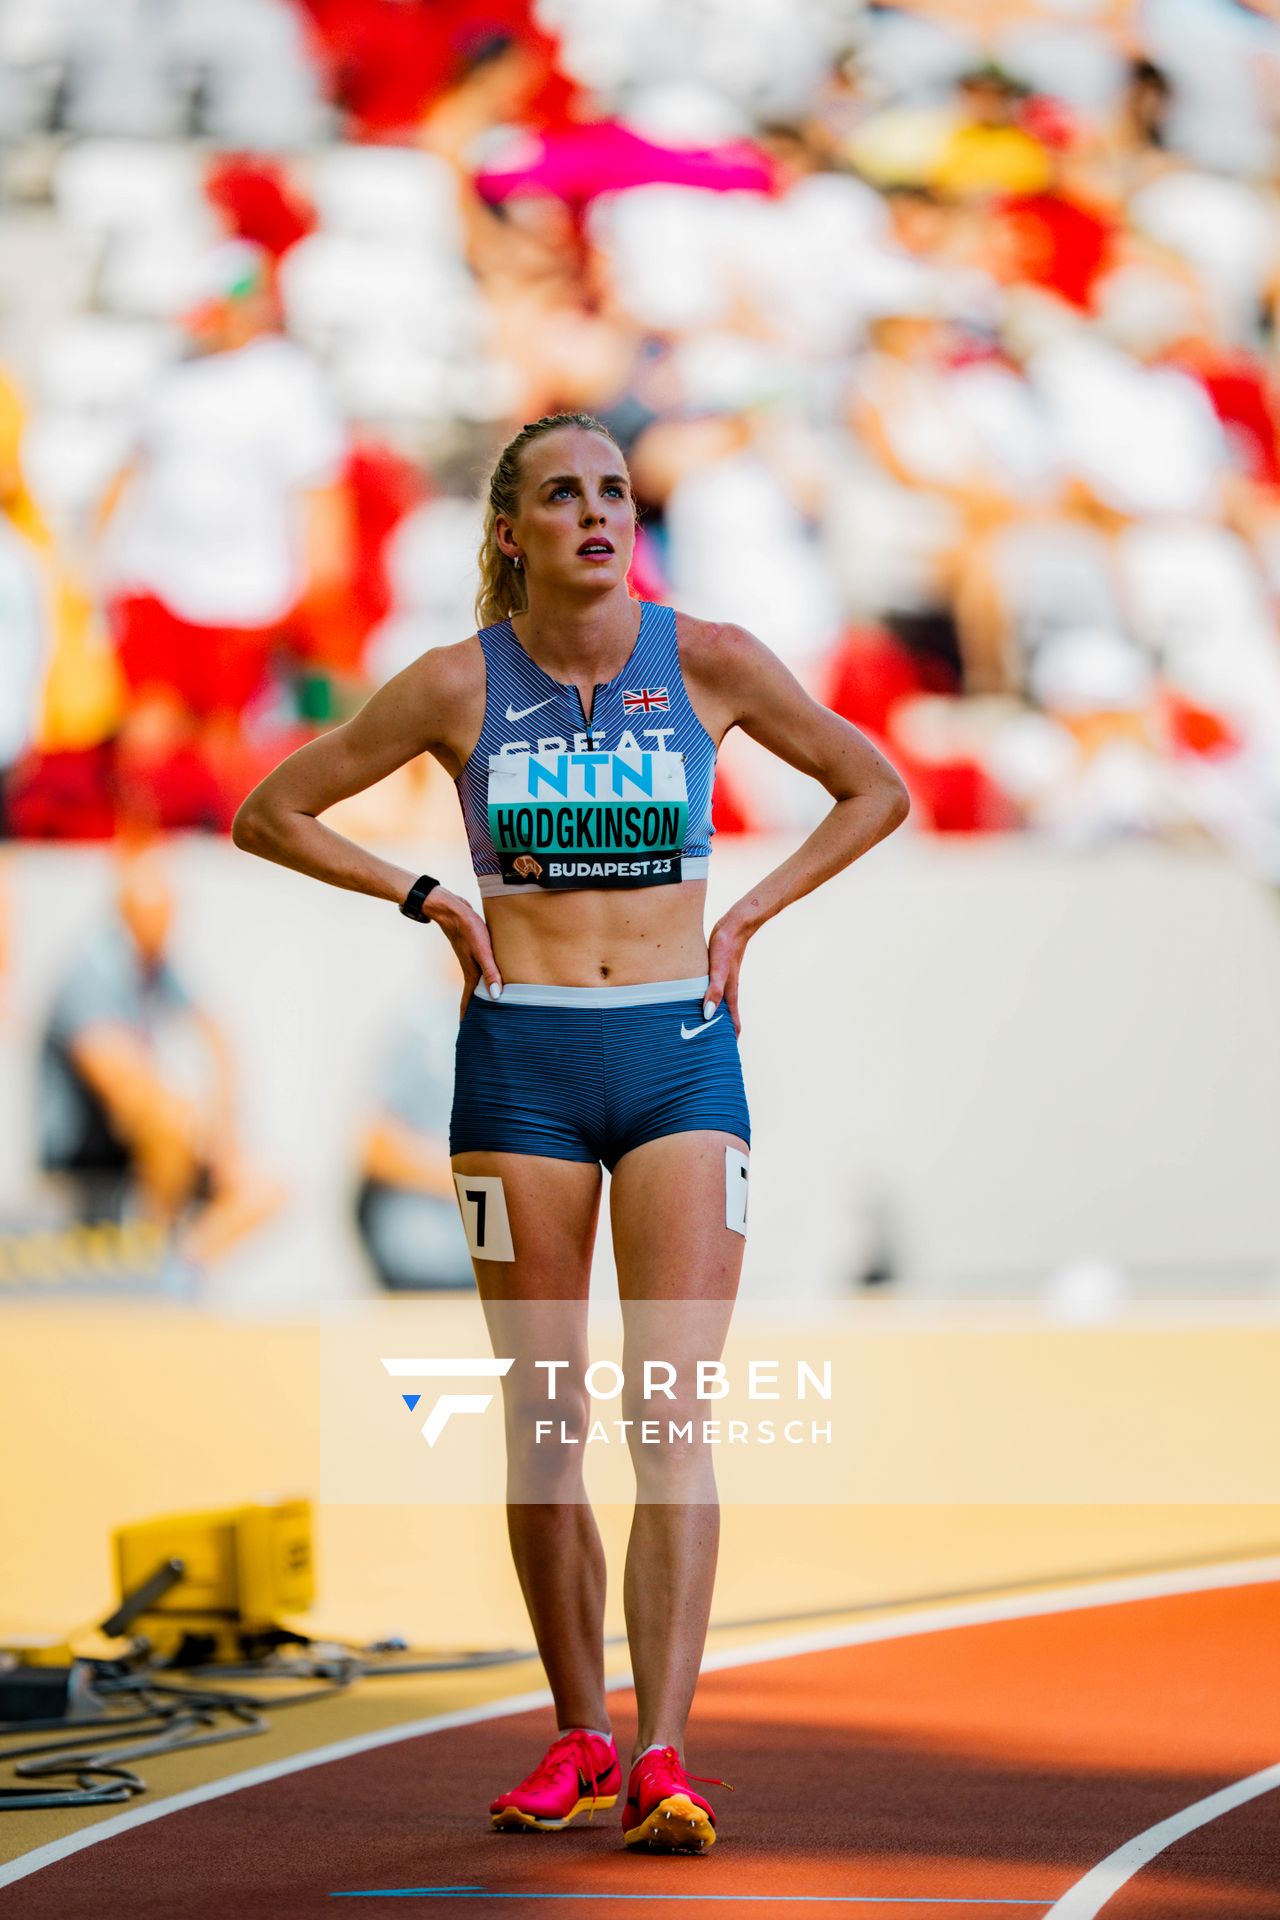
[399,874,441,921]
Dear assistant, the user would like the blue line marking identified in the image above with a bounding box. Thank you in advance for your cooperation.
[331,1891,1054,1906]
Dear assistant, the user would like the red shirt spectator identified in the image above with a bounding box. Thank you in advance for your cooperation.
[826,627,956,739]
[206,156,316,262]
[991,190,1117,311]
[293,440,426,675]
[296,0,573,140]
[1167,344,1280,488]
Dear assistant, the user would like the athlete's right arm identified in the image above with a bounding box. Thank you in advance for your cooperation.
[231,641,503,1005]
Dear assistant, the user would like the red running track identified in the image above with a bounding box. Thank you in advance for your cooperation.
[2,1572,1278,1920]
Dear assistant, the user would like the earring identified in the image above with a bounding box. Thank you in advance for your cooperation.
[512,554,522,570]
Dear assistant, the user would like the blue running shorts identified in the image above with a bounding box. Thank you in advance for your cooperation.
[450,974,750,1169]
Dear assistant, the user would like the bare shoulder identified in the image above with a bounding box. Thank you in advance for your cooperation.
[401,632,485,707]
[364,632,486,768]
[673,610,777,738]
[674,611,769,679]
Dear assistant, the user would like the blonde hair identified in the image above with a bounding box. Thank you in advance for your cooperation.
[475,411,629,628]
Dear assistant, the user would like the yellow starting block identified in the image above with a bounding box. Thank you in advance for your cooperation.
[111,1498,314,1661]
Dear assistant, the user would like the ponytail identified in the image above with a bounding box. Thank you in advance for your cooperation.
[475,411,627,628]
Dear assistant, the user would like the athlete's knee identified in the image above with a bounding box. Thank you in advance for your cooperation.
[621,1388,715,1489]
[504,1378,591,1446]
[505,1388,591,1499]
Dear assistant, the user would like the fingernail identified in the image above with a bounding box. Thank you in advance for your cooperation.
[489,981,503,1000]
[703,999,716,1020]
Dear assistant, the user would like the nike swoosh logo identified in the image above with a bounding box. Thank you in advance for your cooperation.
[506,697,555,723]
[680,1016,724,1040]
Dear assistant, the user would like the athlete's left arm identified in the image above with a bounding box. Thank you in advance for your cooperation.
[683,621,911,1033]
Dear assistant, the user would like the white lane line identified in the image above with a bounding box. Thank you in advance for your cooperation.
[1043,1761,1280,1919]
[0,1688,556,1888]
[1,1553,1277,1892]
[334,1892,1054,1905]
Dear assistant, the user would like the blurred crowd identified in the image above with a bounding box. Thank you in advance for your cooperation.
[4,0,1280,869]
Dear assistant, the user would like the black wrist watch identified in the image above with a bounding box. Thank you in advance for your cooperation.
[399,873,441,921]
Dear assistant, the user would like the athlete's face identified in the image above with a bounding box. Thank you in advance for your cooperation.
[500,428,636,594]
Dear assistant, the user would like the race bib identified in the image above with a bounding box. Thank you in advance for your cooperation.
[487,749,688,889]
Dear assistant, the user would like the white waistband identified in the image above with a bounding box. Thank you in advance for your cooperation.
[480,975,710,1009]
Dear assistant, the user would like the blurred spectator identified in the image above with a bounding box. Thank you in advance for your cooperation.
[1123,57,1174,166]
[933,66,1053,199]
[38,848,284,1261]
[474,119,775,212]
[832,299,1062,692]
[298,0,572,143]
[0,367,122,838]
[827,624,956,741]
[205,153,317,260]
[883,691,1023,833]
[655,409,845,686]
[984,180,1119,315]
[1,0,1280,875]
[1027,326,1228,520]
[476,193,640,422]
[0,374,46,831]
[309,438,426,668]
[1074,58,1178,207]
[422,26,578,173]
[354,994,473,1292]
[823,624,1020,830]
[955,502,1124,701]
[102,239,347,829]
[0,368,47,548]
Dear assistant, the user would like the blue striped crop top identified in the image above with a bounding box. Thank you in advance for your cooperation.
[455,598,716,896]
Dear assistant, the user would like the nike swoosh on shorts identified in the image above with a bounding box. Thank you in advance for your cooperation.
[506,698,555,722]
[680,1016,724,1039]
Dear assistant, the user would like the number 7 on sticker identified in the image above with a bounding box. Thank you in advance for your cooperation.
[453,1172,516,1261]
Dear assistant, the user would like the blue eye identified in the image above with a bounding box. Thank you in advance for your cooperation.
[548,482,626,500]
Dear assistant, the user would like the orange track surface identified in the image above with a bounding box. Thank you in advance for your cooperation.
[3,1580,1278,1919]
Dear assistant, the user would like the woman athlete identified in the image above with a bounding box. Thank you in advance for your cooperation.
[233,411,910,1854]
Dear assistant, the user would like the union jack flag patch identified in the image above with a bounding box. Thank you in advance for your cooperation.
[622,686,669,714]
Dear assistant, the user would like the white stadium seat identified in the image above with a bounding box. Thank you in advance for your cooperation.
[1117,521,1280,748]
[53,140,208,246]
[97,221,221,320]
[37,316,179,412]
[279,234,477,355]
[384,496,486,615]
[21,410,135,525]
[310,147,464,253]
[62,10,192,140]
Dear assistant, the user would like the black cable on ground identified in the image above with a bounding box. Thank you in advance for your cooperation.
[0,1638,540,1811]
[6,1544,1275,1813]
